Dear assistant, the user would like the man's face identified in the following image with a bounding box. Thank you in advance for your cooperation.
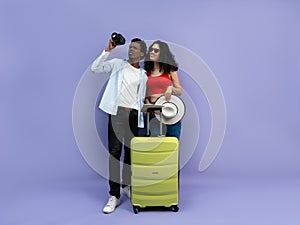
[128,42,144,62]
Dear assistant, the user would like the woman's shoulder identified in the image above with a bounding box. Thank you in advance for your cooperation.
[161,72,172,79]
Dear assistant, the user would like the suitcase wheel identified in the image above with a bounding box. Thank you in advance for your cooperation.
[133,206,139,214]
[171,205,179,212]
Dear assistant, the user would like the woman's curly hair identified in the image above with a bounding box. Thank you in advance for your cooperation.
[144,40,178,74]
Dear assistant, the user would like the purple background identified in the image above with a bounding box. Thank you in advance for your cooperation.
[1,0,300,224]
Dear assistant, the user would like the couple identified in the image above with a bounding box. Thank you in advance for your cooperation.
[91,34,182,214]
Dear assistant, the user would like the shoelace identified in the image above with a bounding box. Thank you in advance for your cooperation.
[106,197,116,206]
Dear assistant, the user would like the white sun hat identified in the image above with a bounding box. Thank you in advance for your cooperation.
[155,95,185,125]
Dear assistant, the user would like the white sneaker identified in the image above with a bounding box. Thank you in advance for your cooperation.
[122,186,131,199]
[103,196,120,214]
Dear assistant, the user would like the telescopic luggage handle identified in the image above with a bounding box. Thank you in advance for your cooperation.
[141,104,163,136]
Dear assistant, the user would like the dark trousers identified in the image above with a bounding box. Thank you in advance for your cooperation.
[108,107,138,199]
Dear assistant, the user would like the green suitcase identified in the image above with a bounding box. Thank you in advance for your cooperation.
[131,137,179,213]
[131,104,179,214]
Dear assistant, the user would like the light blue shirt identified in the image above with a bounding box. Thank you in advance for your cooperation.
[91,50,147,128]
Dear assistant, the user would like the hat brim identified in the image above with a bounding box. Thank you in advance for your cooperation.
[155,95,185,125]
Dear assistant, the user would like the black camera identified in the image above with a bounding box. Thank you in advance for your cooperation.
[111,32,126,46]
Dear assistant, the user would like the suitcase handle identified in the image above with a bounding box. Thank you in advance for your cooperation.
[141,104,164,137]
[146,107,163,137]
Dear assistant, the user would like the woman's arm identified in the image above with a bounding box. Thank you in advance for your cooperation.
[165,71,182,100]
[170,71,182,95]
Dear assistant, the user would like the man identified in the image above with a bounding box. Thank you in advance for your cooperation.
[91,35,147,213]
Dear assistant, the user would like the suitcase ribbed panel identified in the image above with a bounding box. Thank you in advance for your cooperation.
[132,151,177,165]
[131,137,178,152]
[132,194,178,208]
[132,175,178,193]
[132,164,178,180]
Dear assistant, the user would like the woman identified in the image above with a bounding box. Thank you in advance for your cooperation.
[143,40,183,139]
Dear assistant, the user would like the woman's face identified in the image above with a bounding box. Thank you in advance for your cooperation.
[149,43,160,62]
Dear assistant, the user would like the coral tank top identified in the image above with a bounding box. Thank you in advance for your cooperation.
[147,71,172,95]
